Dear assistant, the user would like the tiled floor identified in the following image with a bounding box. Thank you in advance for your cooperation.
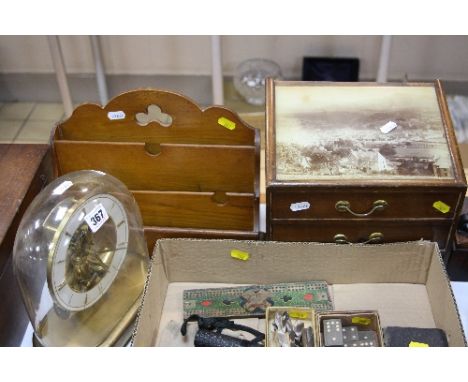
[0,102,65,144]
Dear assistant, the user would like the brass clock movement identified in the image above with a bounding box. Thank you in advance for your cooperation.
[13,170,149,346]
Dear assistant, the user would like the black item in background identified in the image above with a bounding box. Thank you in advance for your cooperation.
[447,197,468,281]
[447,245,468,281]
[302,57,360,82]
[458,213,468,233]
[383,327,448,347]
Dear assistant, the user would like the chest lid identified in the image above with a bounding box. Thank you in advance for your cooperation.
[266,79,466,187]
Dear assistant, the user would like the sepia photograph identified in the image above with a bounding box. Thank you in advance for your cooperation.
[275,84,455,180]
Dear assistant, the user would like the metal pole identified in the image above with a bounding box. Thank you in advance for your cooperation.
[211,35,224,105]
[47,36,73,117]
[376,35,393,83]
[90,35,109,105]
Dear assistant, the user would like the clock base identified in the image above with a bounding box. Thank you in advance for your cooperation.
[32,319,135,347]
[32,292,142,347]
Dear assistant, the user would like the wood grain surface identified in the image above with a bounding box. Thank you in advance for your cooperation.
[269,187,461,220]
[0,144,50,270]
[55,142,256,193]
[0,144,53,346]
[269,219,452,248]
[57,89,255,145]
[134,191,255,230]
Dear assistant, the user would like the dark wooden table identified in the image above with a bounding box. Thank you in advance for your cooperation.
[0,144,52,346]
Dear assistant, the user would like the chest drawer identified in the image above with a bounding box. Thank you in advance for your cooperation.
[269,219,452,249]
[269,190,461,220]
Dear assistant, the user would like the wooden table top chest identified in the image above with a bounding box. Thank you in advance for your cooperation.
[265,79,467,260]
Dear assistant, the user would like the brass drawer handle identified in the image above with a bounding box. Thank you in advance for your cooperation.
[365,232,384,244]
[333,232,384,244]
[333,233,350,244]
[335,200,388,217]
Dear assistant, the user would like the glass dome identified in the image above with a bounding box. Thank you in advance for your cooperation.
[233,58,282,105]
[13,170,149,346]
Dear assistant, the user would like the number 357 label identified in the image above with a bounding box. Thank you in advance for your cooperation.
[85,203,109,233]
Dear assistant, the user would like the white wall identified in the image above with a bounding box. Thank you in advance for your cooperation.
[1,35,468,80]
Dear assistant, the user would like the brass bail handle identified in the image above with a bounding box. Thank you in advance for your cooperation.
[364,232,384,244]
[335,200,388,217]
[334,232,384,244]
[333,233,350,244]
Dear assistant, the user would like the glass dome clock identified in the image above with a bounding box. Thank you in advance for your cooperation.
[13,170,149,346]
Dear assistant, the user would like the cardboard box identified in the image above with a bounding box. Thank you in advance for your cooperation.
[132,239,466,347]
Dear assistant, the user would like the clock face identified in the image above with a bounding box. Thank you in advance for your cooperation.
[47,194,129,312]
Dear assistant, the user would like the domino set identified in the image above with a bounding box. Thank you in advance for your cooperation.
[318,311,384,347]
[322,319,378,347]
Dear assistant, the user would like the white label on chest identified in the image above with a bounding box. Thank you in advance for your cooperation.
[380,121,397,134]
[84,203,109,233]
[107,111,126,120]
[290,201,310,212]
